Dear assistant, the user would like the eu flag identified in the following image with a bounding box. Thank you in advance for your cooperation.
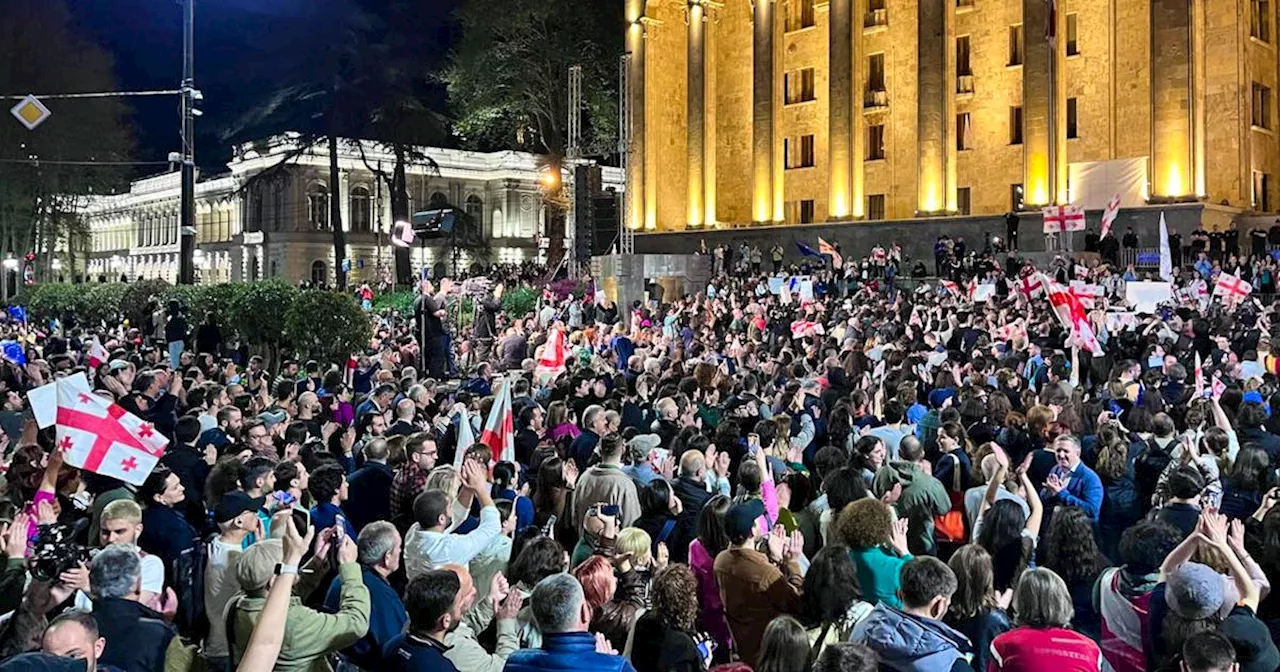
[0,341,25,367]
[796,242,825,260]
[7,306,26,323]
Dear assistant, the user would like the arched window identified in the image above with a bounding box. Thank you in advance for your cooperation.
[428,191,449,209]
[310,260,327,286]
[307,182,329,230]
[350,186,372,232]
[465,195,484,231]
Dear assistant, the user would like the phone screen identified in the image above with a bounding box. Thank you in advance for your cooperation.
[600,504,620,517]
[290,507,310,535]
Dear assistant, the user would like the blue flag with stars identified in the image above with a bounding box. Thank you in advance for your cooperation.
[0,341,25,367]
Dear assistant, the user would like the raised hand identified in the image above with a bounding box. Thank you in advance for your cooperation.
[766,526,787,562]
[1045,473,1067,495]
[4,512,29,560]
[890,518,910,556]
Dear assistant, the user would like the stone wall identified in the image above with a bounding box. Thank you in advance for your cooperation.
[634,203,1226,269]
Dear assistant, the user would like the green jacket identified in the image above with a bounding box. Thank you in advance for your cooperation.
[872,461,951,555]
[230,561,370,672]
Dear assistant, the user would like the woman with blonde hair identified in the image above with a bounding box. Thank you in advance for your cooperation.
[988,568,1103,671]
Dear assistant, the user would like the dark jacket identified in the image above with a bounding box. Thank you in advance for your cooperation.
[196,426,232,453]
[138,504,198,577]
[945,608,1009,672]
[93,597,176,672]
[630,612,703,672]
[503,631,636,672]
[569,430,601,470]
[671,477,713,563]
[345,461,394,532]
[1239,427,1280,465]
[326,564,406,669]
[159,443,211,532]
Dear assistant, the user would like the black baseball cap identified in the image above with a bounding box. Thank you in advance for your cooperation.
[214,490,265,524]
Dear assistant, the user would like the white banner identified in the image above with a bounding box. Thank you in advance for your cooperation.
[1125,281,1174,314]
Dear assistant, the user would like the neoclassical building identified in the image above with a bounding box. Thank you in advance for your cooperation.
[80,134,622,284]
[627,0,1280,230]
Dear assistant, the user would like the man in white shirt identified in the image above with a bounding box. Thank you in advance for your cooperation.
[403,460,501,580]
[202,490,263,671]
[74,500,164,607]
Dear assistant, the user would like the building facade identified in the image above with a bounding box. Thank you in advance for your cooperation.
[627,0,1280,230]
[80,135,622,285]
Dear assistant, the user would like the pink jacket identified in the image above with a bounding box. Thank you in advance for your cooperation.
[688,539,733,654]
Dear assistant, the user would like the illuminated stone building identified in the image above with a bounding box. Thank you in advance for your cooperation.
[626,0,1280,231]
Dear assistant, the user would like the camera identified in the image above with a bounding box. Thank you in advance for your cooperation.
[30,521,94,583]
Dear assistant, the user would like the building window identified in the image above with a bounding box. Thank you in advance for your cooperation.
[307,182,330,230]
[957,0,974,8]
[428,191,449,208]
[958,187,972,215]
[1253,82,1272,129]
[1253,0,1272,42]
[1010,106,1024,144]
[786,0,816,32]
[865,0,887,28]
[1011,183,1025,211]
[350,186,372,232]
[956,36,972,76]
[866,124,886,160]
[785,68,817,105]
[465,194,484,230]
[867,194,886,221]
[786,135,816,169]
[1066,13,1079,55]
[311,260,328,286]
[957,113,973,151]
[1009,25,1024,66]
[1254,171,1271,211]
[800,200,815,224]
[868,54,886,92]
[1067,97,1079,138]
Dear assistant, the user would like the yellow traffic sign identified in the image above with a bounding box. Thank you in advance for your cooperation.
[10,95,50,130]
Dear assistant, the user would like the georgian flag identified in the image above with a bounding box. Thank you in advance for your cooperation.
[54,373,167,486]
[1047,282,1102,353]
[1100,193,1121,239]
[479,379,515,464]
[535,325,567,382]
[790,320,825,339]
[87,339,109,370]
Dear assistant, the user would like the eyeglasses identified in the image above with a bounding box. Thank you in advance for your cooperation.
[248,432,269,440]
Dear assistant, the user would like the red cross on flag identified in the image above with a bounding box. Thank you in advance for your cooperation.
[818,238,843,270]
[479,379,515,464]
[1214,272,1253,306]
[87,339,109,370]
[940,280,961,297]
[1042,205,1086,233]
[995,321,1028,343]
[54,373,167,486]
[1018,273,1047,298]
[1047,282,1102,353]
[790,320,825,339]
[535,324,567,383]
[1100,193,1122,239]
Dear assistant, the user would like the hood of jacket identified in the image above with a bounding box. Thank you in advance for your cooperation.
[874,460,926,493]
[853,604,971,672]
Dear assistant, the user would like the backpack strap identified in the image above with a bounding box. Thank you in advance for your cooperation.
[657,519,676,545]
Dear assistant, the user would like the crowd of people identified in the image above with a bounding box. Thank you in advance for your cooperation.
[0,233,1278,672]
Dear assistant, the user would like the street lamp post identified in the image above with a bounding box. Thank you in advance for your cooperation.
[178,0,198,285]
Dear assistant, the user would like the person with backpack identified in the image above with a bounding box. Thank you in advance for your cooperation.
[1132,416,1177,511]
[203,491,263,671]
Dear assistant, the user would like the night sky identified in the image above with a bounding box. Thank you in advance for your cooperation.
[65,0,459,171]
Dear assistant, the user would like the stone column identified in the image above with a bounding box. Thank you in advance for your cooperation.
[1150,0,1194,198]
[626,0,648,231]
[688,1,707,227]
[828,0,854,219]
[1022,0,1061,207]
[917,0,951,214]
[752,0,775,223]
